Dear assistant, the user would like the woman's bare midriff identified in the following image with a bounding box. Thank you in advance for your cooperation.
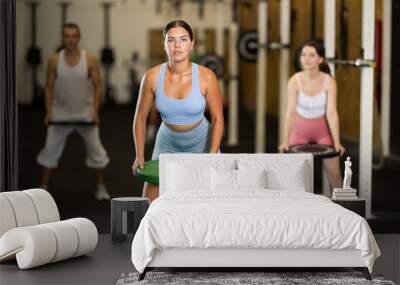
[296,112,326,121]
[164,118,203,132]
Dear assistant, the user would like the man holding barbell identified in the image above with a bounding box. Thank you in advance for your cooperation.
[37,23,111,201]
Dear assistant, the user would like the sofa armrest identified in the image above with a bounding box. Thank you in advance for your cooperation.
[0,189,60,238]
[0,218,98,269]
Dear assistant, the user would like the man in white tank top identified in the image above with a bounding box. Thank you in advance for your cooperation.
[37,23,110,201]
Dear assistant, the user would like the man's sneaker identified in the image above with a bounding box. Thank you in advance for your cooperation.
[94,184,111,201]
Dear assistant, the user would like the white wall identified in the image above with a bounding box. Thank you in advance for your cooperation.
[16,0,232,104]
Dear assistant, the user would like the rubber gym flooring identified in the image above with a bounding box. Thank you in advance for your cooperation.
[18,104,400,234]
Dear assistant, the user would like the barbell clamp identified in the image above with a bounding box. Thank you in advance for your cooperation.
[258,42,291,50]
[268,42,291,50]
[326,58,376,68]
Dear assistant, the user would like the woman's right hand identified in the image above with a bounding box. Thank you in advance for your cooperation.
[278,142,290,153]
[131,156,144,176]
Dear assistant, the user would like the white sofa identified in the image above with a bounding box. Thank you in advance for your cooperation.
[132,153,380,281]
[0,189,98,269]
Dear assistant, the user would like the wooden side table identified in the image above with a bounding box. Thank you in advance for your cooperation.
[111,197,149,242]
[332,198,366,218]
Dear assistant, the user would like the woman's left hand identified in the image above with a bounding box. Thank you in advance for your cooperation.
[335,142,346,156]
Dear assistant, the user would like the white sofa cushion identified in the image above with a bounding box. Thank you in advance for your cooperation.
[1,191,40,228]
[0,225,57,268]
[42,221,79,262]
[0,218,98,269]
[0,196,17,237]
[24,189,60,223]
[0,189,60,238]
[66,218,98,257]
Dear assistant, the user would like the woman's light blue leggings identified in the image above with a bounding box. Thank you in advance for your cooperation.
[151,118,211,160]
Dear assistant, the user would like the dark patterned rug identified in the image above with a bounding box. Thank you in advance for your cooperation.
[116,271,396,285]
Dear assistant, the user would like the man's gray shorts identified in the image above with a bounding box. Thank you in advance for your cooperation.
[37,125,110,169]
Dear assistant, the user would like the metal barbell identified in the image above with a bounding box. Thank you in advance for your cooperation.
[237,31,290,63]
[326,58,376,68]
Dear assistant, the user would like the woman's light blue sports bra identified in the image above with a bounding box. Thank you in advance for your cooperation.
[155,63,206,125]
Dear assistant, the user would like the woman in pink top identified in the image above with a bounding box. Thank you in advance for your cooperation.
[279,40,345,191]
